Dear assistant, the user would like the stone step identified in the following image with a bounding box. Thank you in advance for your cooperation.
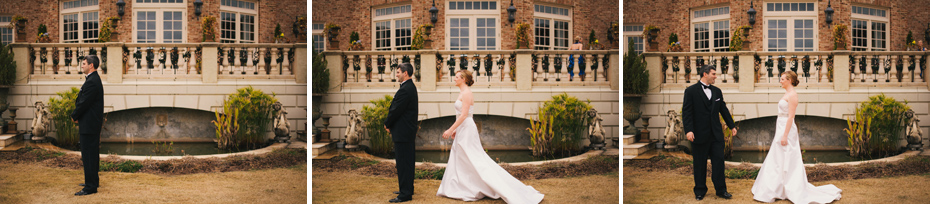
[0,134,19,148]
[311,141,336,157]
[623,135,636,145]
[623,142,653,157]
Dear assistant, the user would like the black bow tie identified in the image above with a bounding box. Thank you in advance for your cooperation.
[701,84,710,89]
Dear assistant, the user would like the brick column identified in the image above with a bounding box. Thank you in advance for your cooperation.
[833,51,850,91]
[105,42,124,83]
[738,51,755,92]
[294,43,308,84]
[11,43,29,85]
[516,49,533,90]
[419,49,437,91]
[201,42,219,83]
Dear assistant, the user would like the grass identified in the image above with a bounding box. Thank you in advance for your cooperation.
[312,170,619,203]
[0,162,307,203]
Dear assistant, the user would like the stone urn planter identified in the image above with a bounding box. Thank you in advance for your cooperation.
[645,28,660,52]
[623,94,644,141]
[311,93,323,142]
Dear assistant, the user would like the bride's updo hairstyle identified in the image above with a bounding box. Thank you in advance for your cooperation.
[782,70,800,86]
[457,70,475,86]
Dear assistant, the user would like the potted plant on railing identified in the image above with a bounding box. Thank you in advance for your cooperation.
[643,25,660,52]
[323,23,341,50]
[515,22,531,49]
[730,25,752,51]
[411,24,433,50]
[623,39,649,141]
[833,24,848,50]
[349,31,363,51]
[905,31,917,51]
[588,29,600,50]
[202,16,217,42]
[99,17,120,42]
[293,16,307,43]
[274,24,287,43]
[667,33,682,52]
[10,15,27,42]
[608,21,619,49]
[35,24,50,43]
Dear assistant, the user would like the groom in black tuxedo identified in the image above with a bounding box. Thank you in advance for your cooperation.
[71,55,105,196]
[682,65,736,201]
[384,63,418,203]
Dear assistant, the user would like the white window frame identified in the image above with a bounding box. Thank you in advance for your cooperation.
[622,25,644,55]
[60,0,100,43]
[691,5,730,52]
[763,1,818,52]
[132,1,186,43]
[372,4,413,51]
[445,1,500,50]
[533,3,572,50]
[311,23,324,53]
[0,16,13,45]
[220,0,259,44]
[851,4,889,51]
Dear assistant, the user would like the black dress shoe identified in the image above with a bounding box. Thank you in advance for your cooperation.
[716,192,732,199]
[695,195,704,200]
[79,183,85,186]
[74,190,96,196]
[389,197,411,203]
[393,191,400,194]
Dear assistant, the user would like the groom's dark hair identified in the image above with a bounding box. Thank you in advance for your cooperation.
[699,65,715,77]
[84,55,100,69]
[399,63,414,77]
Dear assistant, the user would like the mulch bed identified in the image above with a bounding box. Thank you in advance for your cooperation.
[312,154,619,180]
[0,146,307,175]
[624,154,930,182]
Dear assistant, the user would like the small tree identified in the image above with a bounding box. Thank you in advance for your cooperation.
[362,95,393,157]
[311,51,329,94]
[0,44,16,85]
[623,39,649,95]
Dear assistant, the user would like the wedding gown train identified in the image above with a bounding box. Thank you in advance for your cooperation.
[436,100,544,204]
[751,99,842,203]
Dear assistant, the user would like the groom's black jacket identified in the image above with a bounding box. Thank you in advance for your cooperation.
[384,79,418,143]
[682,82,735,144]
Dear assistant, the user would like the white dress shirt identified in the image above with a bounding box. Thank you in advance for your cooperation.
[700,81,712,100]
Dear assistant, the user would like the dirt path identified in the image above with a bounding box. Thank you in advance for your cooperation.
[312,170,619,203]
[623,167,930,204]
[0,162,307,204]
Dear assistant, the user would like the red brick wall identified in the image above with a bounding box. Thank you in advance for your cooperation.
[312,0,620,51]
[0,0,306,43]
[624,0,930,52]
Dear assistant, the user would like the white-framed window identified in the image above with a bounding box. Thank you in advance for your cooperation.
[220,0,258,43]
[61,0,100,43]
[372,4,412,51]
[851,5,888,51]
[533,4,571,50]
[763,2,817,51]
[691,6,730,52]
[133,1,185,43]
[622,25,643,55]
[446,1,499,50]
[0,16,13,45]
[311,23,324,53]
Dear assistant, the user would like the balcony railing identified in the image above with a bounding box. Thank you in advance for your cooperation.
[11,42,307,83]
[323,50,619,91]
[645,51,930,92]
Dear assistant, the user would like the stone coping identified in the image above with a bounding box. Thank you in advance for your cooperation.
[668,150,922,167]
[34,142,294,161]
[348,149,606,168]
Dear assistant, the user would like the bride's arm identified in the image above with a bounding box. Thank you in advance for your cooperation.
[445,93,474,136]
[782,95,799,145]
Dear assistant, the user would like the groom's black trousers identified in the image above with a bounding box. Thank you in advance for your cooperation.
[692,137,726,196]
[394,142,415,199]
[79,133,100,191]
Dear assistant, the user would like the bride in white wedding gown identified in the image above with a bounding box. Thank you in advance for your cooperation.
[436,70,545,204]
[751,71,842,203]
